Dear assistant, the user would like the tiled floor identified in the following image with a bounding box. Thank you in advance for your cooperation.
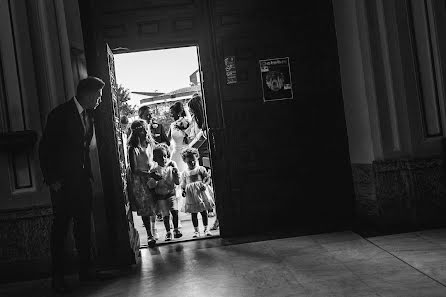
[2,229,446,296]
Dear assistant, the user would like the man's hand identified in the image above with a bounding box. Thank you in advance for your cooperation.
[50,181,62,192]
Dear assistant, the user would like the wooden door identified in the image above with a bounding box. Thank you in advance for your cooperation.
[206,0,355,236]
[91,43,140,267]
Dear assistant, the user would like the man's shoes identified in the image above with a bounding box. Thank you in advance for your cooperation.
[165,231,172,241]
[173,229,183,238]
[192,231,200,238]
[79,271,109,283]
[52,278,71,294]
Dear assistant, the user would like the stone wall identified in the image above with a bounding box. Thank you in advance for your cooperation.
[0,207,81,282]
[352,159,446,234]
[0,207,52,282]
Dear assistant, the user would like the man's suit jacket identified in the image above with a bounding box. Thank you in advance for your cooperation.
[39,98,94,186]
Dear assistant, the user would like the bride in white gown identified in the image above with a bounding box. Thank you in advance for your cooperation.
[168,101,191,174]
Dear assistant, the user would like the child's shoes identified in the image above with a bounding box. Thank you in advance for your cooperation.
[165,231,172,241]
[173,229,183,238]
[204,227,213,237]
[210,219,219,231]
[147,236,156,248]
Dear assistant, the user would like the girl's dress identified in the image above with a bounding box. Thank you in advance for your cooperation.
[128,145,155,216]
[181,166,215,213]
[169,117,190,174]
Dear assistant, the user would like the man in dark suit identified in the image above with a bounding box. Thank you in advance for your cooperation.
[39,76,105,293]
[138,105,170,146]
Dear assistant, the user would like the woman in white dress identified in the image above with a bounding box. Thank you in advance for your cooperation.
[168,101,191,173]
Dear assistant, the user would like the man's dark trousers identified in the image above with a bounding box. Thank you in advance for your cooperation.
[50,170,93,280]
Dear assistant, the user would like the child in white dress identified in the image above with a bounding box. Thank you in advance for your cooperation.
[180,147,215,238]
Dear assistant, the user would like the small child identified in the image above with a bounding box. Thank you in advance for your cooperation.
[180,147,215,238]
[148,143,182,241]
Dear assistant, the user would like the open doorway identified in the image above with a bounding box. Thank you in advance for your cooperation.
[114,45,220,248]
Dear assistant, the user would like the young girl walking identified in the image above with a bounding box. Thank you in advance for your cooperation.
[127,120,157,247]
[180,147,215,238]
[148,143,183,241]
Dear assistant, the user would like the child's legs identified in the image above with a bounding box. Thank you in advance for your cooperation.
[170,209,179,229]
[167,196,179,229]
[191,213,199,228]
[158,199,171,232]
[141,215,152,237]
[150,215,156,229]
[163,215,171,232]
[200,210,208,227]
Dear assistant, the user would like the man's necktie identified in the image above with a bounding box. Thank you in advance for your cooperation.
[82,110,90,135]
[81,110,91,170]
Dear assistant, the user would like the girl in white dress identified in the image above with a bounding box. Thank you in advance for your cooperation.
[180,147,215,238]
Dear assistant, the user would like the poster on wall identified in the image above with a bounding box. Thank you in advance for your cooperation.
[259,57,293,102]
[224,56,237,85]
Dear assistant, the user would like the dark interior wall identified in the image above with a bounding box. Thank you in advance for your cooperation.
[80,0,354,238]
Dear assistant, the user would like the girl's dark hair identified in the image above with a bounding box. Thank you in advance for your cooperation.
[153,143,171,159]
[181,147,199,161]
[169,101,186,118]
[128,119,154,147]
[187,94,205,129]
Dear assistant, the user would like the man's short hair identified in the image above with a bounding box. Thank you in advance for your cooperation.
[77,76,105,97]
[138,105,151,118]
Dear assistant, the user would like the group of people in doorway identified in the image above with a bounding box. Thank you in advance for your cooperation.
[126,93,219,248]
[39,76,219,292]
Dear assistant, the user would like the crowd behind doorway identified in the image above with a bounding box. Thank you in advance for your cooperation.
[120,93,219,248]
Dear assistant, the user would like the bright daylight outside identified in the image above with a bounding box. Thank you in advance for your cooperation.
[114,46,219,248]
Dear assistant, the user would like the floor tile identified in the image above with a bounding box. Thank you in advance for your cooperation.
[3,229,446,296]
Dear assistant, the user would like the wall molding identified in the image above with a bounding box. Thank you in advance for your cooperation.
[0,206,52,221]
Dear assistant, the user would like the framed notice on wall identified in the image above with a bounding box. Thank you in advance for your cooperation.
[224,56,237,85]
[259,57,293,102]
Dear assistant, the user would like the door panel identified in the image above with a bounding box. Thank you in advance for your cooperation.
[210,0,354,235]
